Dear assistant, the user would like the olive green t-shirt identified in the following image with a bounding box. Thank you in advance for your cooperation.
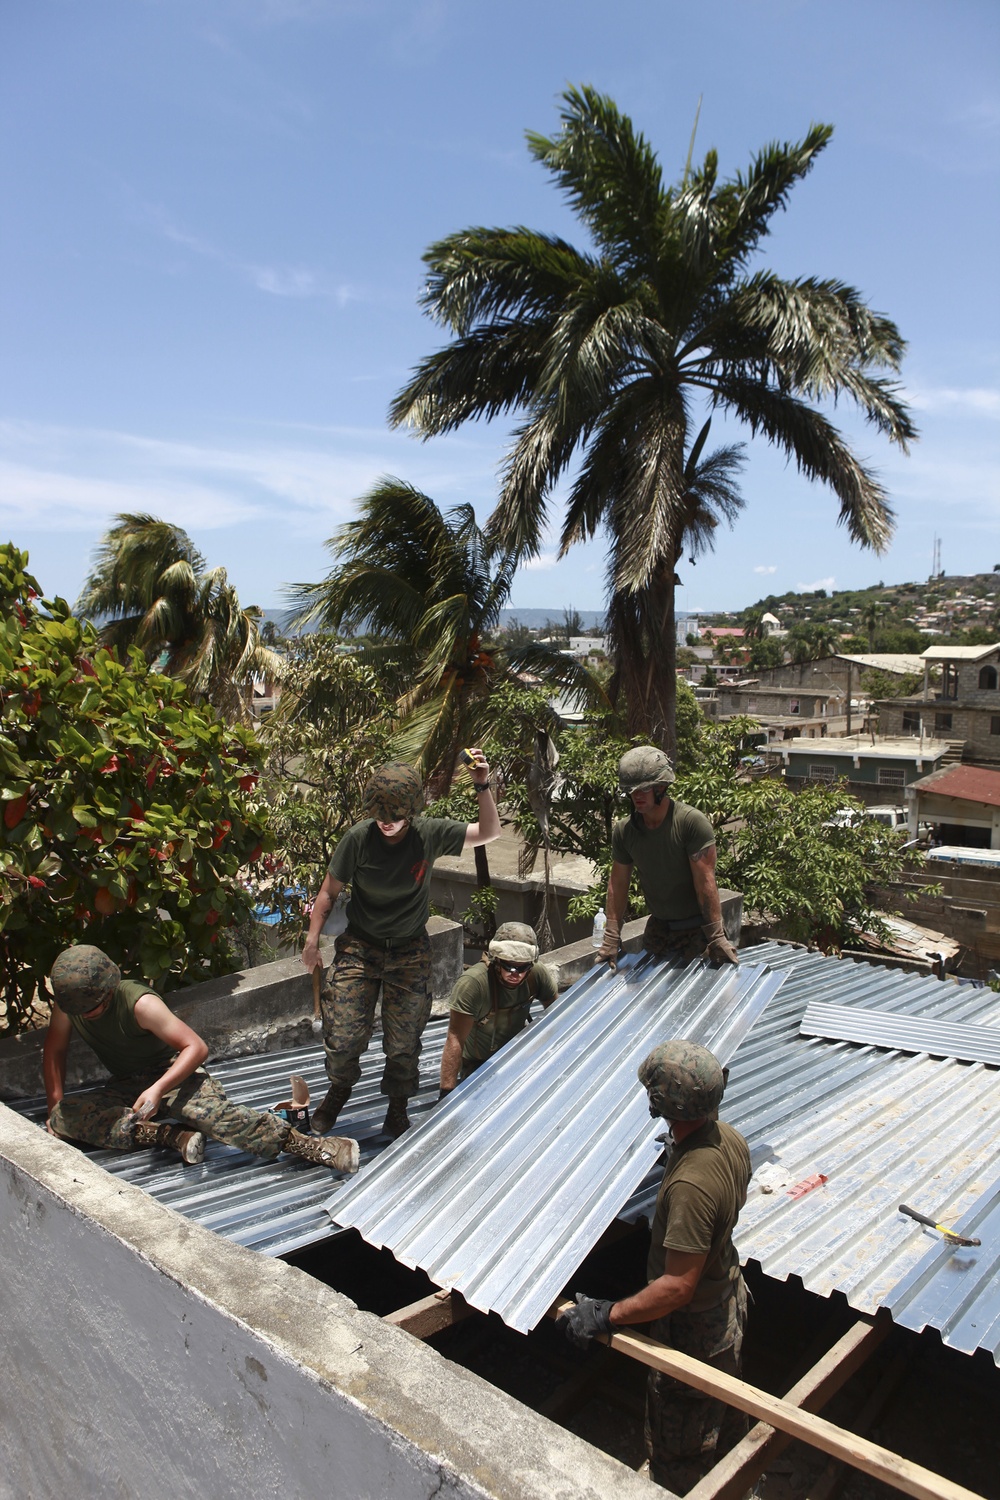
[70,980,175,1080]
[647,1119,751,1312]
[329,816,467,943]
[450,960,558,1062]
[610,799,715,922]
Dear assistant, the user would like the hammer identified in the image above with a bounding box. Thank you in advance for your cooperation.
[311,965,323,1034]
[899,1203,981,1248]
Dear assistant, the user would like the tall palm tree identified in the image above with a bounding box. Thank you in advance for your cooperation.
[742,607,766,643]
[76,514,283,722]
[286,477,606,787]
[389,86,915,751]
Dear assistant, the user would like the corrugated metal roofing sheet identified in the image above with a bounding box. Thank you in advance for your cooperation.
[10,1020,454,1257]
[911,764,1000,807]
[800,999,1000,1065]
[325,956,784,1334]
[619,942,1000,1364]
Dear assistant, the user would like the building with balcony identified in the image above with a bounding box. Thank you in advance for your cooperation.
[874,643,1000,765]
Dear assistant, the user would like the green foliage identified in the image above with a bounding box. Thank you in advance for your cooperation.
[747,636,785,670]
[257,639,396,939]
[0,546,270,1034]
[461,883,500,946]
[674,717,916,947]
[860,668,921,700]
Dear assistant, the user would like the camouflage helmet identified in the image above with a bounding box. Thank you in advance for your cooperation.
[49,944,121,1016]
[361,761,424,823]
[638,1040,725,1121]
[488,922,540,966]
[619,745,675,795]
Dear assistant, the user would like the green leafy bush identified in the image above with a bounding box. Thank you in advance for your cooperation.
[0,546,270,1033]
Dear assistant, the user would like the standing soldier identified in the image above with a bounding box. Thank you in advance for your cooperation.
[559,1041,751,1493]
[595,746,739,968]
[43,944,358,1172]
[438,921,558,1096]
[302,755,500,1139]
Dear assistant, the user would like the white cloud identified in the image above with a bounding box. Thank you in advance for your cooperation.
[523,552,559,572]
[905,386,1000,418]
[753,564,777,575]
[796,577,836,593]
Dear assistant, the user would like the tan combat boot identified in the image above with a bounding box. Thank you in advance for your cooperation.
[133,1121,205,1164]
[284,1128,359,1173]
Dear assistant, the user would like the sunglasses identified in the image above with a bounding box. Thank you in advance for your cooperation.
[497,960,531,976]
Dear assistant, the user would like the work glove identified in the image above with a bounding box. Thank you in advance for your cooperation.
[593,914,622,970]
[702,919,739,966]
[557,1293,614,1350]
[437,1086,454,1103]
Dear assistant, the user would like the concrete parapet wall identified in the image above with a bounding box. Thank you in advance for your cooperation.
[0,1108,662,1500]
[0,916,464,1103]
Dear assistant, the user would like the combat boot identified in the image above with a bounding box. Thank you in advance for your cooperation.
[310,1084,352,1135]
[133,1121,205,1164]
[383,1099,410,1139]
[284,1129,359,1173]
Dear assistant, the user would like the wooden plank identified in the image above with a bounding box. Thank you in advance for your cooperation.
[384,1289,472,1339]
[548,1301,983,1500]
[686,1318,889,1500]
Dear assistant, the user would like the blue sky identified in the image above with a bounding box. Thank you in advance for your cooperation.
[2,0,998,619]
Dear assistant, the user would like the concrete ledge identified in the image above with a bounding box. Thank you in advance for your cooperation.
[0,915,464,1102]
[0,1107,664,1499]
[540,889,744,991]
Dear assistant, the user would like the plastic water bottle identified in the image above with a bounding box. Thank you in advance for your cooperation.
[591,908,607,949]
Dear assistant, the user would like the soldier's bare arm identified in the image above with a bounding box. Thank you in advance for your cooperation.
[608,1249,708,1326]
[302,872,345,973]
[689,845,722,926]
[462,751,501,848]
[129,994,209,1117]
[439,1011,475,1091]
[42,1001,73,1122]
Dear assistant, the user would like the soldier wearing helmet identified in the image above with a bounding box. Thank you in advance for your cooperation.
[438,922,558,1095]
[594,745,739,968]
[302,753,500,1139]
[559,1040,752,1492]
[42,944,359,1173]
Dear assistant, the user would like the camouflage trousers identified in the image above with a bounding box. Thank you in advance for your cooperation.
[320,929,431,1100]
[643,915,707,963]
[49,1068,291,1159]
[646,1275,748,1494]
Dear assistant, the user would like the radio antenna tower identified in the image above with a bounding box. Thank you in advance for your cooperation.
[931,534,941,579]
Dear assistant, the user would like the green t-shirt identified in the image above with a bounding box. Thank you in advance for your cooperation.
[610,799,715,922]
[647,1119,751,1312]
[449,960,558,1062]
[329,815,467,943]
[70,979,175,1080]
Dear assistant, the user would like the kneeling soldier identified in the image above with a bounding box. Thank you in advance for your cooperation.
[439,922,558,1096]
[43,944,359,1173]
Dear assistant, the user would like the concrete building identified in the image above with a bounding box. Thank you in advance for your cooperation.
[778,734,953,806]
[701,683,847,742]
[874,643,1000,765]
[906,763,1000,850]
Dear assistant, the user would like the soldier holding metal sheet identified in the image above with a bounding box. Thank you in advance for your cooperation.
[559,1041,751,1493]
[302,756,500,1140]
[595,746,738,968]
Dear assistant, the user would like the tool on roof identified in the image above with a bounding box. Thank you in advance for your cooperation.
[899,1203,981,1248]
[274,1074,311,1132]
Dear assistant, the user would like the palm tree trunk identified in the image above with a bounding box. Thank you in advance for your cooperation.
[606,564,679,755]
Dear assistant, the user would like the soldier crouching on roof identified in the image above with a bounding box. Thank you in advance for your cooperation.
[438,921,558,1097]
[594,746,739,969]
[559,1042,751,1493]
[302,755,500,1140]
[43,944,359,1172]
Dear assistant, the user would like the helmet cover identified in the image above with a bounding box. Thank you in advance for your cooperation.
[49,944,122,1016]
[619,745,675,795]
[361,761,424,822]
[638,1040,725,1121]
[488,921,540,966]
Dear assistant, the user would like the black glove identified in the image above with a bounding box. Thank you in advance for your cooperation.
[557,1293,614,1350]
[437,1087,454,1103]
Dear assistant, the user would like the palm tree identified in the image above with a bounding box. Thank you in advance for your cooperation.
[286,478,606,788]
[76,514,283,722]
[862,600,885,651]
[742,607,766,643]
[389,86,915,752]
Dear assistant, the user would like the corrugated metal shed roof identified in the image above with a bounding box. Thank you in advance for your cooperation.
[620,942,1000,1363]
[910,764,1000,807]
[800,999,1000,1065]
[326,957,784,1333]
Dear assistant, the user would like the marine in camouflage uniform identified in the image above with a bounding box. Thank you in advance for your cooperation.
[596,746,739,969]
[43,944,358,1172]
[439,922,558,1095]
[302,756,500,1138]
[559,1041,751,1494]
